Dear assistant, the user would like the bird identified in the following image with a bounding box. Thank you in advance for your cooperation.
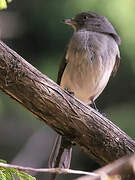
[48,11,121,179]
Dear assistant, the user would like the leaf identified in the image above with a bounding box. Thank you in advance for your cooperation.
[0,0,12,9]
[0,170,7,180]
[0,159,36,180]
[10,168,36,180]
[0,159,7,164]
[18,171,36,180]
[0,164,36,180]
[0,0,7,9]
[4,169,14,180]
[7,0,12,3]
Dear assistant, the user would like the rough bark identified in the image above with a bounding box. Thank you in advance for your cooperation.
[0,40,135,165]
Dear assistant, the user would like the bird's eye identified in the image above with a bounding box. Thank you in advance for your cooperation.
[83,15,88,20]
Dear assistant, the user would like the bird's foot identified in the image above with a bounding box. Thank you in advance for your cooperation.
[64,88,74,96]
[101,112,107,117]
[90,100,99,112]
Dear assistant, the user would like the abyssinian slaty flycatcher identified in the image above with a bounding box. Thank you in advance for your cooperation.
[49,11,121,179]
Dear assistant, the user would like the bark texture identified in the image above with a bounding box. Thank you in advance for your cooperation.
[0,41,135,165]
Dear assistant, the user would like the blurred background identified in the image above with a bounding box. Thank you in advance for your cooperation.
[0,0,135,179]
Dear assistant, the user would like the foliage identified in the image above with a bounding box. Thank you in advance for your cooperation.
[0,160,36,180]
[0,0,12,9]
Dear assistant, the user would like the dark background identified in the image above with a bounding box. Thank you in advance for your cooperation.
[0,0,135,179]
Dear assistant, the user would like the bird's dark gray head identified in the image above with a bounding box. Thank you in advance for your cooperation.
[63,11,121,45]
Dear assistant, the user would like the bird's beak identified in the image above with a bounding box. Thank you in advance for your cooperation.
[63,18,74,25]
[62,18,77,31]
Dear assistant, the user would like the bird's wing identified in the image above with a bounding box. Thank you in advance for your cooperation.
[57,48,68,85]
[111,54,120,77]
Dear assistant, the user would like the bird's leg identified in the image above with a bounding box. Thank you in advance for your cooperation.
[90,99,99,112]
[92,100,98,111]
[90,99,107,117]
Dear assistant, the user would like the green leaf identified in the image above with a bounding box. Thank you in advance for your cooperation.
[0,160,36,180]
[0,0,12,9]
[18,171,36,180]
[0,0,7,9]
[0,159,7,164]
[7,0,12,3]
[8,168,18,174]
[0,165,36,180]
[4,169,14,180]
[0,171,7,180]
[10,168,36,180]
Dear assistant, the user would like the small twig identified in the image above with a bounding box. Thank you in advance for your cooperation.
[0,163,98,177]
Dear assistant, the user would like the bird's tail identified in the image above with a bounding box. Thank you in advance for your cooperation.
[48,135,72,180]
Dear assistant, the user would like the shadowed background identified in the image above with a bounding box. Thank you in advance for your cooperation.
[0,0,135,179]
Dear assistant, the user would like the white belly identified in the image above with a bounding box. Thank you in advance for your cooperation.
[60,55,116,104]
[60,31,119,104]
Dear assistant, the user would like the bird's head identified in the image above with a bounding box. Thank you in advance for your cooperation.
[63,12,121,45]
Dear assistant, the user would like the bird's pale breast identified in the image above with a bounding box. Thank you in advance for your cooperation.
[60,31,120,104]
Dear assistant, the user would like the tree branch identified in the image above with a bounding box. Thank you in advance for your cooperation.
[0,163,98,177]
[0,40,135,165]
[76,154,135,180]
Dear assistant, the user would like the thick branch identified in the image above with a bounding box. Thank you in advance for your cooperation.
[0,41,135,165]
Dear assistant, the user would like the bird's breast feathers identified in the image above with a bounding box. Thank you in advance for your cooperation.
[60,31,120,104]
